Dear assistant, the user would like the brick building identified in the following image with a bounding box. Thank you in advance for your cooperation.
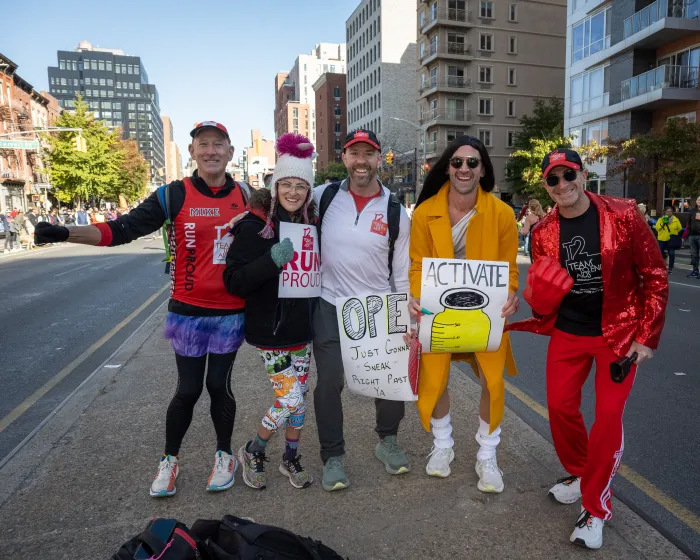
[313,73,348,171]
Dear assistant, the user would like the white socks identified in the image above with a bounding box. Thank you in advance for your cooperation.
[475,417,501,460]
[431,414,454,449]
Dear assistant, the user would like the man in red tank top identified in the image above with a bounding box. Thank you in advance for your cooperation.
[35,121,249,498]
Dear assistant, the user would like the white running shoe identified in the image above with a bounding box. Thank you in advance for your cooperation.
[425,446,455,478]
[150,455,179,498]
[475,455,504,493]
[570,508,604,549]
[549,475,582,504]
[206,450,237,492]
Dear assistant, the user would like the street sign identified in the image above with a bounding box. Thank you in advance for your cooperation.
[0,140,40,150]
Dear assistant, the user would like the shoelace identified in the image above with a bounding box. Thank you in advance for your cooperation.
[575,509,594,529]
[326,456,344,471]
[557,475,579,486]
[427,446,451,460]
[213,454,230,474]
[285,454,305,474]
[252,452,268,474]
[480,456,502,475]
[157,458,175,478]
[382,439,402,454]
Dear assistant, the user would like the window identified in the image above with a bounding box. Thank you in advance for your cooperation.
[480,1,494,18]
[509,3,518,21]
[101,101,111,109]
[507,130,517,147]
[479,33,494,51]
[508,36,517,54]
[98,61,105,71]
[570,120,608,147]
[116,65,121,74]
[478,65,493,83]
[508,67,517,85]
[99,78,106,86]
[478,129,493,146]
[570,65,610,115]
[572,7,612,64]
[667,111,697,123]
[106,62,112,71]
[135,82,141,90]
[448,32,466,54]
[91,60,98,70]
[507,99,516,117]
[335,139,342,150]
[59,60,66,70]
[478,97,493,115]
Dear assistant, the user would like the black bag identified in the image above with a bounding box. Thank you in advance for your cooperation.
[111,518,199,560]
[193,515,346,560]
[669,233,682,249]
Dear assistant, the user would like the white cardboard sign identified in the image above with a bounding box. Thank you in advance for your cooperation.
[278,222,321,298]
[335,292,417,401]
[419,258,509,354]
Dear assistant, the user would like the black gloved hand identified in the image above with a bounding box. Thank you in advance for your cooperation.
[34,222,70,245]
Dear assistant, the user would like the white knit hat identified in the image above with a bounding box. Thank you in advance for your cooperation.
[259,133,315,239]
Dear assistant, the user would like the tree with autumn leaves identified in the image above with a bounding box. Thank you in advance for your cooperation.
[41,95,149,207]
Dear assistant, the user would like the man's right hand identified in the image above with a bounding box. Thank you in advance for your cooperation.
[523,257,574,317]
[34,222,69,245]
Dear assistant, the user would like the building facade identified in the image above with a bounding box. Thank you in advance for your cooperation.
[162,116,183,183]
[313,73,348,170]
[416,0,567,196]
[347,0,418,158]
[1,53,60,213]
[47,41,165,185]
[564,0,700,211]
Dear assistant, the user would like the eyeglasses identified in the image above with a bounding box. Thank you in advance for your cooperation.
[450,156,481,170]
[545,169,578,187]
[278,182,309,194]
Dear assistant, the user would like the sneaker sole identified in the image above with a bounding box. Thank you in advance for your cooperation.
[549,491,582,504]
[322,480,349,492]
[149,488,176,498]
[426,466,451,478]
[278,464,313,489]
[375,451,411,475]
[477,480,504,493]
[571,537,602,550]
[237,448,266,490]
[206,458,238,492]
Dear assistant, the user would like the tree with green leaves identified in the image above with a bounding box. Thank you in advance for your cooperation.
[314,161,347,186]
[508,137,574,203]
[108,137,149,204]
[505,97,565,195]
[41,95,121,206]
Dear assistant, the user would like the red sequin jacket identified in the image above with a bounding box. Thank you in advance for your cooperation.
[507,192,668,356]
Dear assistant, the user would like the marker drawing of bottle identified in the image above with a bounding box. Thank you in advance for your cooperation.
[430,288,491,353]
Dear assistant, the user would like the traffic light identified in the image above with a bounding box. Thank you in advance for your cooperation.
[72,135,87,152]
[385,151,394,165]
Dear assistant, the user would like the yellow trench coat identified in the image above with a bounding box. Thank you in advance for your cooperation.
[409,183,519,433]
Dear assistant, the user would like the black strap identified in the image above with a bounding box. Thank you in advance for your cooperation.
[318,182,341,229]
[386,193,401,281]
[135,529,167,555]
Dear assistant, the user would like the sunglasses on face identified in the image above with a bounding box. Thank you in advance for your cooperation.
[450,156,481,170]
[545,168,578,187]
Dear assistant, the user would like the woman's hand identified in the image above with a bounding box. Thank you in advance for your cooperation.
[501,293,520,318]
[408,297,422,322]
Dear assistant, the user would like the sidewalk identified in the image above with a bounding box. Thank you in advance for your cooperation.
[0,307,688,559]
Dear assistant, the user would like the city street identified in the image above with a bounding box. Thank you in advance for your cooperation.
[468,260,700,556]
[0,239,169,465]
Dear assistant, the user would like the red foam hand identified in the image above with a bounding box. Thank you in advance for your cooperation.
[523,257,574,317]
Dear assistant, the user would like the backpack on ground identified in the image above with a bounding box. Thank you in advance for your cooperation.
[192,515,346,560]
[317,181,401,281]
[111,518,198,560]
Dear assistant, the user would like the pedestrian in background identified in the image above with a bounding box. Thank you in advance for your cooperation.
[520,199,545,256]
[75,207,89,226]
[685,195,700,278]
[1,212,17,252]
[655,206,682,274]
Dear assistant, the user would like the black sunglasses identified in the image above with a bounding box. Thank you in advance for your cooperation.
[546,168,578,187]
[450,156,481,170]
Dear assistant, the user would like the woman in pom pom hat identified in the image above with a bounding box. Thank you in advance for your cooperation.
[224,133,317,490]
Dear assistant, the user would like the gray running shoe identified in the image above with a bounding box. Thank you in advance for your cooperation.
[322,455,350,491]
[279,454,313,489]
[375,435,410,475]
[238,443,268,489]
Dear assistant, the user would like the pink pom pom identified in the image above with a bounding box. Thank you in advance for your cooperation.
[276,133,314,159]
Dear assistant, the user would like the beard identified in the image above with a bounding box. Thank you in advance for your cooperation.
[350,165,375,187]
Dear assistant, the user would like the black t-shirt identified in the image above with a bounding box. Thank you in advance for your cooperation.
[555,203,604,336]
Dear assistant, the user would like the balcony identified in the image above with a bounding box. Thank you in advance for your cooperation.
[421,107,473,125]
[621,64,699,101]
[624,0,700,39]
[419,76,473,97]
[420,7,471,34]
[420,42,472,65]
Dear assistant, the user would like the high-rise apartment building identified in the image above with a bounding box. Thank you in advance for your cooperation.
[162,116,183,183]
[47,41,165,185]
[416,0,566,194]
[313,73,348,170]
[346,0,417,155]
[564,0,700,210]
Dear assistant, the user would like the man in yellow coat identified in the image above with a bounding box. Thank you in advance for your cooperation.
[408,136,519,493]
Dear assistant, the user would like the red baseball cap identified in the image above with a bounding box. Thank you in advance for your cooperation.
[344,128,381,150]
[190,121,230,140]
[541,149,583,177]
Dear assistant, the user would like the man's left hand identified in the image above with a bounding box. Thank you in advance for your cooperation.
[501,293,520,318]
[627,341,654,365]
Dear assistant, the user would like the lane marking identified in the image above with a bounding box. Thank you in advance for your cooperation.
[670,281,700,290]
[674,372,687,376]
[504,379,700,534]
[55,263,91,277]
[0,283,168,433]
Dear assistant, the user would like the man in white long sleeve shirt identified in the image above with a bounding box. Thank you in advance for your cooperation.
[313,129,411,491]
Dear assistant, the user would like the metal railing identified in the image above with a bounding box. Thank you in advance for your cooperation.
[447,42,470,55]
[624,0,700,39]
[421,6,470,30]
[420,75,472,93]
[421,42,439,60]
[621,64,699,100]
[421,107,472,123]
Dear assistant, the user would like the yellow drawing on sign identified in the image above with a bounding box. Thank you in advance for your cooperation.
[430,288,491,353]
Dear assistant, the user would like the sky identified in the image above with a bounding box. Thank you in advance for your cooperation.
[2,0,360,166]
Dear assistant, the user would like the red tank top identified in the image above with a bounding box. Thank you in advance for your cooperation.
[171,177,247,310]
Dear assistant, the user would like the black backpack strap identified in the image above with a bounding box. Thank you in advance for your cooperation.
[317,182,341,249]
[386,193,402,281]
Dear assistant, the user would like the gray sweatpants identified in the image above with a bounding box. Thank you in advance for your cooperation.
[312,298,405,463]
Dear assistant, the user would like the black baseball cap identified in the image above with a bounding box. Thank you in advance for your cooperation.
[541,149,583,177]
[344,129,381,150]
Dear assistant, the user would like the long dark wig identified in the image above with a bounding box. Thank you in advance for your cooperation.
[416,135,496,208]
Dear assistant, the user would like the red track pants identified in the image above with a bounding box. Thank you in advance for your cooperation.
[546,329,636,520]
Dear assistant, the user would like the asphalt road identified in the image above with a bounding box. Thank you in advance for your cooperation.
[0,238,170,464]
[459,260,700,557]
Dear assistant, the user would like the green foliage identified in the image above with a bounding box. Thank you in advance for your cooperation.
[508,137,574,203]
[110,137,149,203]
[314,161,347,186]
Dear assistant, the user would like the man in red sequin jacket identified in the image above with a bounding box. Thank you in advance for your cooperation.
[507,149,668,550]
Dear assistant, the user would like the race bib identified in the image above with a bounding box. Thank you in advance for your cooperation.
[370,213,388,236]
[213,224,233,265]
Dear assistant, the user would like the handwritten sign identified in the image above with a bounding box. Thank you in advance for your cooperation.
[335,293,417,401]
[419,258,509,353]
[278,222,321,298]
